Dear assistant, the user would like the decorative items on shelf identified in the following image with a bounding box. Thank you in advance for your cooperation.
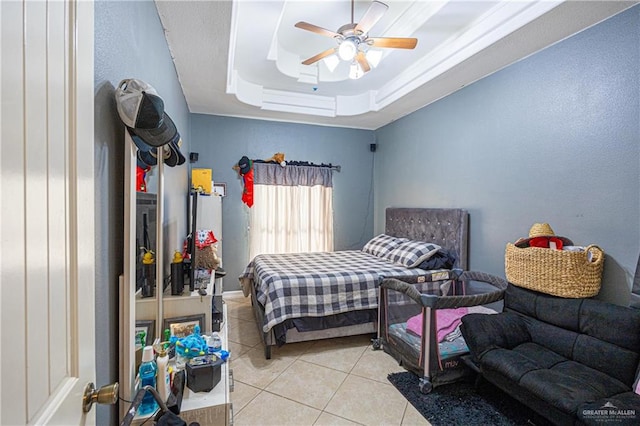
[166,325,229,393]
[140,247,156,298]
[170,251,186,296]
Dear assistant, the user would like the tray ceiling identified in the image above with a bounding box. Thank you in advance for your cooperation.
[156,1,636,130]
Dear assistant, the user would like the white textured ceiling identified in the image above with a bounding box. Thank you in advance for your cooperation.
[156,0,636,130]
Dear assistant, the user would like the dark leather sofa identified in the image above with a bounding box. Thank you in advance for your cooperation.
[461,284,640,425]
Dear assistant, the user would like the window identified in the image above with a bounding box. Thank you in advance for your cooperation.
[248,163,334,258]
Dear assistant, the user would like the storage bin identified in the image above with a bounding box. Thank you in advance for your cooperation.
[505,243,604,298]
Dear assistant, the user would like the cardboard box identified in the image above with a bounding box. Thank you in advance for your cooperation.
[192,168,212,194]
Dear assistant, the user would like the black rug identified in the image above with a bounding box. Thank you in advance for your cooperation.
[388,372,553,426]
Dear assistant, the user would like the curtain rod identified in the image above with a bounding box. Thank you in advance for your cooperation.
[254,160,341,172]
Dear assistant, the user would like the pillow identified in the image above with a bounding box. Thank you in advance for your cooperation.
[387,240,441,268]
[362,234,402,258]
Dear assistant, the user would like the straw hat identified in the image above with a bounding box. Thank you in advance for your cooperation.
[514,223,573,248]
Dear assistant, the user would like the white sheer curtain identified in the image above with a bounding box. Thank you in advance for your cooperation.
[249,163,334,259]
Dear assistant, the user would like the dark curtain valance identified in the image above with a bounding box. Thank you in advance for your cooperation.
[253,162,333,187]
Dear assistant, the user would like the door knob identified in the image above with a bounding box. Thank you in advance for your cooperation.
[82,382,119,412]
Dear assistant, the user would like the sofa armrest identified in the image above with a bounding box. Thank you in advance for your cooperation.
[460,311,531,362]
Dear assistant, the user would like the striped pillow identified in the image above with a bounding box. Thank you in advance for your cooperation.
[388,240,442,268]
[362,234,402,258]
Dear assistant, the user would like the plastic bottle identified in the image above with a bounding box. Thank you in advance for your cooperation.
[138,346,158,416]
[208,332,222,353]
[156,345,170,403]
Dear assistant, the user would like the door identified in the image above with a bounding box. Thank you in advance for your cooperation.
[1,0,96,424]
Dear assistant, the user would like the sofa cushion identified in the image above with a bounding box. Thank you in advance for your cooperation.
[481,342,567,382]
[506,284,583,332]
[580,299,640,352]
[524,316,579,360]
[520,360,629,415]
[555,360,629,397]
[535,290,583,331]
[481,348,539,383]
[460,312,530,362]
[521,370,609,415]
[573,333,640,388]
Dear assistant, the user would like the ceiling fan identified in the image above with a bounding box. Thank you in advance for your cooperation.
[295,0,418,76]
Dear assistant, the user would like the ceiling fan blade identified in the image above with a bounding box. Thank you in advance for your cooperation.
[354,1,388,35]
[368,37,418,49]
[295,21,341,39]
[356,51,371,73]
[301,47,338,65]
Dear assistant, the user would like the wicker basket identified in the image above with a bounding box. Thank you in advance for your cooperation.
[505,243,604,298]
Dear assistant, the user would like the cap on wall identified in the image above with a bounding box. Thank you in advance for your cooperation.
[115,78,179,147]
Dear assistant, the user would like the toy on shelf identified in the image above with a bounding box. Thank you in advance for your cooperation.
[170,325,208,360]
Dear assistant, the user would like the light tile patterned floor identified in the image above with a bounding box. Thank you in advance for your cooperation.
[224,292,431,426]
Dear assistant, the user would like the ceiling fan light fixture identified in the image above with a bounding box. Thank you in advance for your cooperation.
[338,39,358,61]
[349,62,364,80]
[323,54,340,72]
[365,49,383,68]
[295,0,417,80]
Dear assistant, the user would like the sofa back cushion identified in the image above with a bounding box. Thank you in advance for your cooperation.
[505,284,640,387]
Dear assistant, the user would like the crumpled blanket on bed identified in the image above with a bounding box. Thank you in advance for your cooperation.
[239,250,436,333]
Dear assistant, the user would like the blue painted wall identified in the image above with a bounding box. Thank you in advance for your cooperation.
[190,115,376,291]
[94,1,190,423]
[374,6,639,306]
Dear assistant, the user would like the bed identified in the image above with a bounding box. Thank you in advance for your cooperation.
[238,208,469,359]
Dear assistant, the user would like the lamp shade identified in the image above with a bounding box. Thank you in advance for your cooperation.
[338,39,357,61]
[365,49,383,68]
[323,54,340,72]
[349,62,364,79]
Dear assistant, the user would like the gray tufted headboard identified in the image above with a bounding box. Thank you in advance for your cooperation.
[385,208,469,270]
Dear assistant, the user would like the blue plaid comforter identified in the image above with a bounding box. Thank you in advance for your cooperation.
[239,250,429,332]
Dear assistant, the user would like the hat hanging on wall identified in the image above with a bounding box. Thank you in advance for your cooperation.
[233,156,254,208]
[115,78,185,167]
[131,133,158,166]
[237,156,252,175]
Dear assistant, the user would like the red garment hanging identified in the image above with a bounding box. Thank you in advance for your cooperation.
[241,168,254,207]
